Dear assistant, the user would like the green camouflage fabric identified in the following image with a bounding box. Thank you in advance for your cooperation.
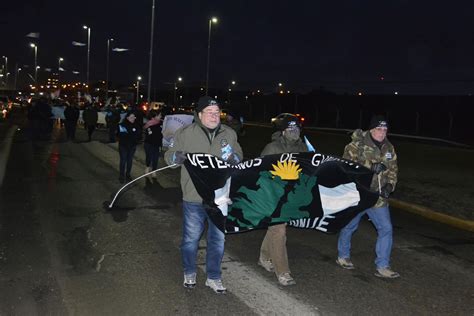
[343,129,398,208]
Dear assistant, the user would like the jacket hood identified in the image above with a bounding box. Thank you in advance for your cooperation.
[350,129,366,142]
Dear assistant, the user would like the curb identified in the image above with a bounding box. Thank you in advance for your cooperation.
[390,198,474,233]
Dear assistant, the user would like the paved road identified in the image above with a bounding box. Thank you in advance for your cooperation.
[0,123,473,315]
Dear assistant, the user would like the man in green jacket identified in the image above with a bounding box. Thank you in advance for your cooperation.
[258,114,308,286]
[164,96,243,294]
[336,115,400,278]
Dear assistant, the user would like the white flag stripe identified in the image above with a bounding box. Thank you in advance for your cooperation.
[318,183,360,215]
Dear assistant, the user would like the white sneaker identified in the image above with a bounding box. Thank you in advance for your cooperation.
[145,166,151,174]
[205,278,227,294]
[258,257,274,272]
[336,257,355,270]
[375,267,400,279]
[183,273,196,288]
[278,272,296,286]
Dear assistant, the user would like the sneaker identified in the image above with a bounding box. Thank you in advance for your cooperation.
[205,278,227,294]
[145,166,151,174]
[183,273,196,288]
[375,267,400,279]
[258,257,274,272]
[278,272,296,286]
[336,257,355,270]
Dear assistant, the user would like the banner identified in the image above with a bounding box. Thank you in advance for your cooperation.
[161,114,194,147]
[184,152,379,234]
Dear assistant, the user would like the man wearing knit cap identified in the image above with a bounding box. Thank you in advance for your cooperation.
[164,96,243,294]
[335,114,400,279]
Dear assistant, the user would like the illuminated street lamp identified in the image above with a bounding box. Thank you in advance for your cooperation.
[228,80,236,104]
[30,43,38,83]
[136,76,142,105]
[83,25,91,90]
[205,17,218,95]
[14,67,21,90]
[58,57,64,84]
[174,76,182,105]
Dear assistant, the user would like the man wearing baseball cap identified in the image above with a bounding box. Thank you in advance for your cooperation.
[164,96,243,294]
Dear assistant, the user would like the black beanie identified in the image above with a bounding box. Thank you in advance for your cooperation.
[195,96,220,113]
[369,115,388,130]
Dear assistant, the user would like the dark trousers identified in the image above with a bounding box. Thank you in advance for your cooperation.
[87,124,96,141]
[119,145,137,178]
[144,143,160,170]
[108,125,117,142]
[65,120,77,140]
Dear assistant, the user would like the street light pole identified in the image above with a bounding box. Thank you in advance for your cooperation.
[228,80,236,104]
[58,57,64,84]
[83,25,91,90]
[136,76,142,105]
[14,65,20,90]
[1,56,7,88]
[106,38,114,99]
[205,17,218,95]
[173,76,182,105]
[146,0,156,104]
[30,44,38,84]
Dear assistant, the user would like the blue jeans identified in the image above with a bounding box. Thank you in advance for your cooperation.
[119,145,136,177]
[337,205,393,269]
[181,201,225,280]
[144,143,160,170]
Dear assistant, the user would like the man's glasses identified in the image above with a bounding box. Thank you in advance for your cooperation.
[202,110,221,117]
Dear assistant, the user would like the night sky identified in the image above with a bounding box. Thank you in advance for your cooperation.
[2,0,474,94]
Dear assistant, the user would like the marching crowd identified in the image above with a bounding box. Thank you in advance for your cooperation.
[24,95,399,295]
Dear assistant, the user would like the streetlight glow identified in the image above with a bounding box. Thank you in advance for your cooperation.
[211,17,218,23]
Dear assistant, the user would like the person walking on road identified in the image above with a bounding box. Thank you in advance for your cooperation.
[105,104,120,143]
[336,115,400,278]
[257,114,308,286]
[143,110,163,178]
[117,111,141,183]
[63,102,80,141]
[82,103,98,142]
[164,96,243,294]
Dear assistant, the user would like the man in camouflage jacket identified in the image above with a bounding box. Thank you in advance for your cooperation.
[336,115,400,279]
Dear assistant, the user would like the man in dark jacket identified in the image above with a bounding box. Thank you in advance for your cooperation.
[105,105,120,143]
[257,114,308,286]
[83,103,98,142]
[117,111,141,183]
[143,110,163,178]
[64,102,80,141]
[164,96,243,294]
[336,115,399,279]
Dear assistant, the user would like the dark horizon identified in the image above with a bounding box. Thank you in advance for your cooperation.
[2,1,474,95]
